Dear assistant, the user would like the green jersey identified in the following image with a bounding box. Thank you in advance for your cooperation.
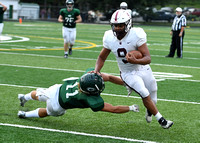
[58,78,104,112]
[59,8,80,28]
[0,7,5,23]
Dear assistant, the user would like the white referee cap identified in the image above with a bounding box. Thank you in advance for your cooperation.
[176,7,182,12]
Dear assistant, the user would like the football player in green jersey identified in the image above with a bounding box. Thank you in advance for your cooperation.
[0,2,7,41]
[18,73,139,119]
[58,0,82,58]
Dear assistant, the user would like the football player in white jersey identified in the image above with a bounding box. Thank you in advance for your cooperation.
[120,2,132,18]
[93,9,173,129]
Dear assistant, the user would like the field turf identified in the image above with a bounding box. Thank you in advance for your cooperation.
[0,21,199,143]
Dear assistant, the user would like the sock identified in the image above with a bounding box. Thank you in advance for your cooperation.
[25,108,40,118]
[155,112,162,121]
[65,51,68,54]
[147,110,152,116]
[158,117,167,126]
[24,92,33,101]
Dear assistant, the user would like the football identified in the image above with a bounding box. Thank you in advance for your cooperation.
[128,50,143,59]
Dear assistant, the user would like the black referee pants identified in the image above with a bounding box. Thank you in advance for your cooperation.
[168,31,185,58]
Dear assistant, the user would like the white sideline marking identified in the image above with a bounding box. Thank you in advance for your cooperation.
[0,83,199,105]
[0,63,85,72]
[0,83,39,89]
[0,123,156,143]
[0,52,200,69]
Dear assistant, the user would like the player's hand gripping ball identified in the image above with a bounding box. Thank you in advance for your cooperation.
[128,50,143,59]
[122,50,143,64]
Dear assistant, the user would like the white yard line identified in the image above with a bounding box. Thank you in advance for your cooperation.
[0,83,199,105]
[151,63,200,69]
[0,51,200,68]
[0,63,199,82]
[0,123,156,143]
[102,93,200,105]
[0,63,85,72]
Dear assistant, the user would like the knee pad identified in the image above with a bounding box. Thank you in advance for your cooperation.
[133,86,149,98]
[38,95,49,102]
[64,38,69,44]
[36,88,49,102]
[150,91,157,104]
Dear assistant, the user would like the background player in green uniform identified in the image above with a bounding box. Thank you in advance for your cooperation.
[58,0,82,58]
[18,73,139,119]
[0,2,7,41]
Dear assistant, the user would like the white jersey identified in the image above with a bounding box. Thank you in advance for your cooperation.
[103,27,147,73]
[103,28,157,99]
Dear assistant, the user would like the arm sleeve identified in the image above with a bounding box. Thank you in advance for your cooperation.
[59,9,63,16]
[136,28,147,47]
[88,96,105,112]
[103,31,110,50]
[181,16,187,27]
[76,9,80,16]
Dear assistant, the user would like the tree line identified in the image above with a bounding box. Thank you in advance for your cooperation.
[19,0,200,19]
[20,0,199,11]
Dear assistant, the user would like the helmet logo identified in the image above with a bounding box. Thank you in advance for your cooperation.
[115,11,119,21]
[87,87,96,92]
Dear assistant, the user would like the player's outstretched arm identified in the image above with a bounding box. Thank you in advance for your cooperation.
[101,73,124,85]
[101,103,139,113]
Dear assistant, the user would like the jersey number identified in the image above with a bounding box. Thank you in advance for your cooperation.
[117,48,128,64]
[65,17,74,25]
[65,82,78,98]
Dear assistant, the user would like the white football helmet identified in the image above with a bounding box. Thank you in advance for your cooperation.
[120,2,128,9]
[110,9,132,36]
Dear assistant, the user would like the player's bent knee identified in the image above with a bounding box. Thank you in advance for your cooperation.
[138,88,149,99]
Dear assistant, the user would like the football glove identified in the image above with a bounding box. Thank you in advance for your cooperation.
[129,104,139,112]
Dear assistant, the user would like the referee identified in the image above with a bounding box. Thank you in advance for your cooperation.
[166,7,186,58]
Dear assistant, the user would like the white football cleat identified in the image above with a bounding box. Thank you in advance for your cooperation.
[64,54,68,58]
[159,117,173,129]
[161,120,173,129]
[145,110,152,123]
[18,94,27,107]
[18,111,26,118]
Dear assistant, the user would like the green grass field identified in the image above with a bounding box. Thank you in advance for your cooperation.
[0,21,200,143]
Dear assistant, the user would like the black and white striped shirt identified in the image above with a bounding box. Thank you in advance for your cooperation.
[172,14,187,31]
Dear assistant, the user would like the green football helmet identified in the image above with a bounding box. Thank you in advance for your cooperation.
[79,73,105,95]
[66,0,74,9]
